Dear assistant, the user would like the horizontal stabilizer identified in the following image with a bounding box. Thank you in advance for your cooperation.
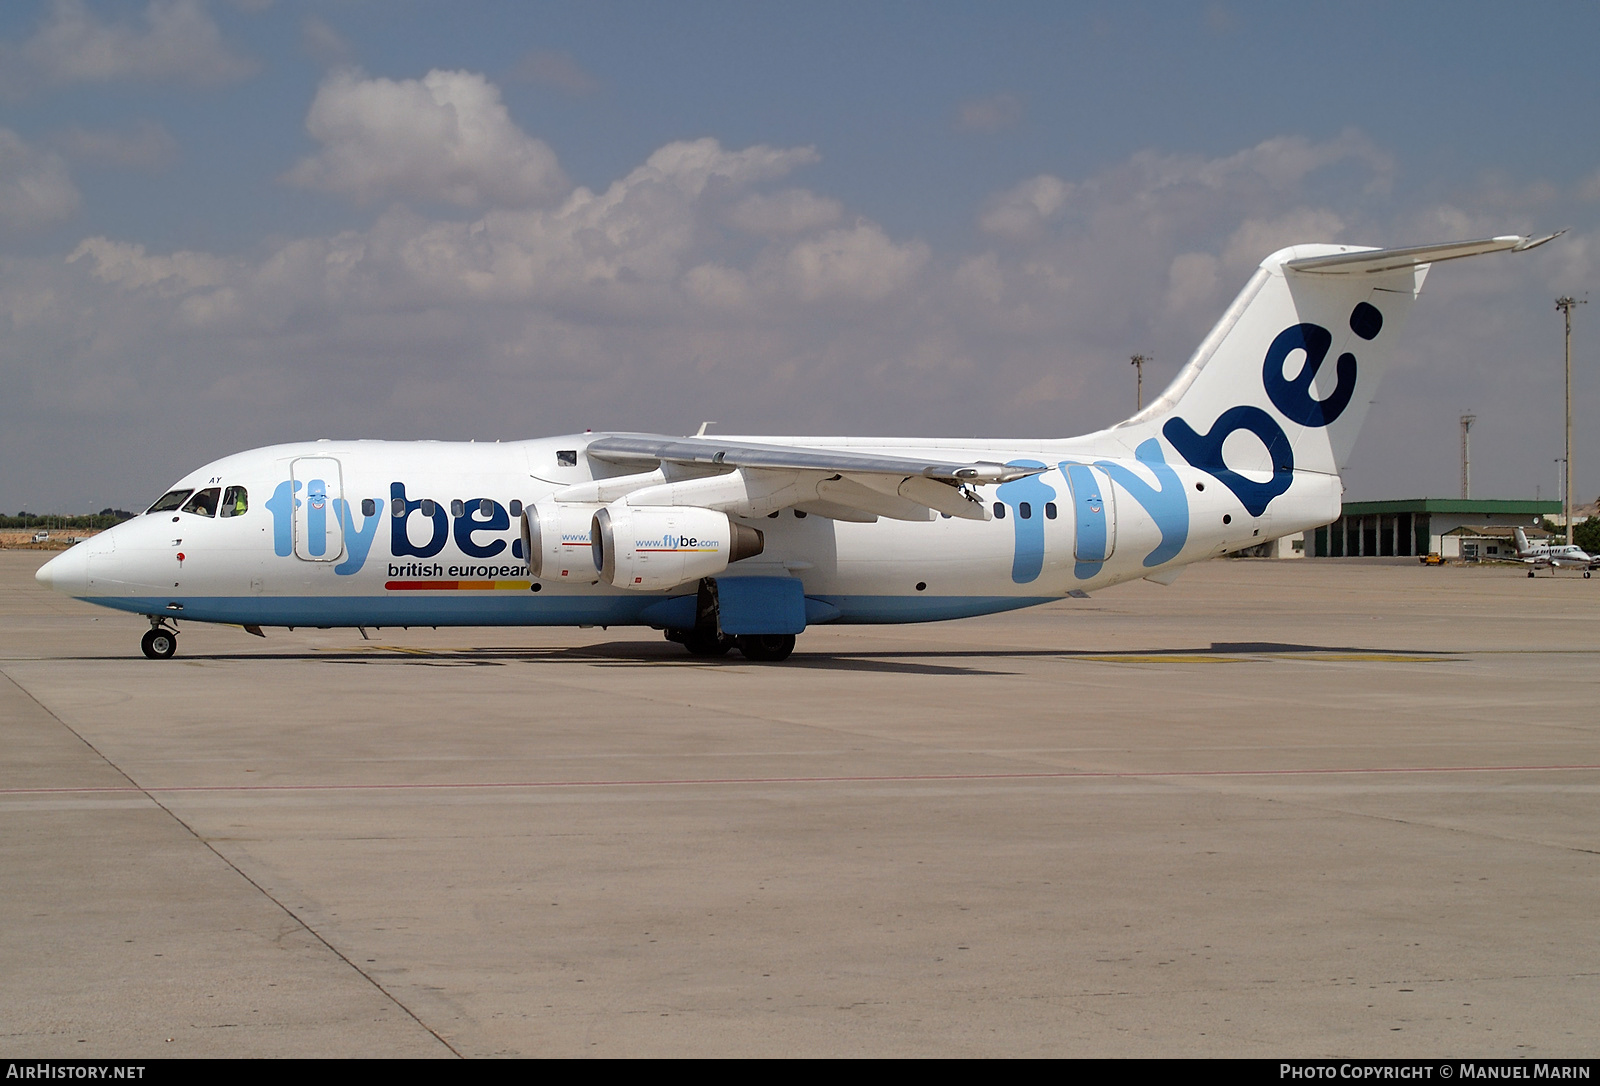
[1285,232,1562,275]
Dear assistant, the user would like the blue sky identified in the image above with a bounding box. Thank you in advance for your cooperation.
[2,1,1597,513]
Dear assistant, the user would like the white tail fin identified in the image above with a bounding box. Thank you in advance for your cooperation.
[1515,526,1531,555]
[1084,234,1558,518]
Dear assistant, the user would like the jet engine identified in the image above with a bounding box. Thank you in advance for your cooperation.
[521,502,603,580]
[591,505,764,590]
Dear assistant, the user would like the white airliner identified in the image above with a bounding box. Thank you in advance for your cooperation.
[36,234,1556,661]
[1513,527,1597,577]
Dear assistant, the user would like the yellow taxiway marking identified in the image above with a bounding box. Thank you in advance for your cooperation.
[1076,652,1444,665]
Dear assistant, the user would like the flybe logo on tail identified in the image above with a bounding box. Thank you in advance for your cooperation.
[1163,302,1382,516]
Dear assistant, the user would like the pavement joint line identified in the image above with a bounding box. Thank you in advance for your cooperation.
[1234,786,1600,859]
[3,762,1598,796]
[0,665,465,1059]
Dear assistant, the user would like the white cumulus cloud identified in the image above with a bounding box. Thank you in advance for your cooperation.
[0,0,257,95]
[782,224,930,303]
[979,175,1071,241]
[727,189,842,236]
[285,69,569,208]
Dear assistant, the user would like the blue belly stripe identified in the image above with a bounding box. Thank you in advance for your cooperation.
[82,592,1058,628]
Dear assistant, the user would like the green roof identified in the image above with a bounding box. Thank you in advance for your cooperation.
[1340,498,1560,515]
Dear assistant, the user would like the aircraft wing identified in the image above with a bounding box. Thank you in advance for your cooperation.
[587,435,1039,483]
[580,434,1044,522]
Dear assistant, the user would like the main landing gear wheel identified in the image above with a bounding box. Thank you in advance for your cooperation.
[736,634,795,662]
[1529,570,1537,578]
[141,628,177,659]
[683,631,734,657]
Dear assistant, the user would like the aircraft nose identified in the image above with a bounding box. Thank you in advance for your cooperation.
[35,545,89,595]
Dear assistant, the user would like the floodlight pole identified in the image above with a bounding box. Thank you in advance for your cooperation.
[1460,414,1475,499]
[1556,297,1584,545]
[1130,354,1148,411]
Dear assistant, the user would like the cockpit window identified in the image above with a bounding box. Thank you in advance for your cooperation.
[147,489,193,514]
[220,486,248,518]
[182,488,221,517]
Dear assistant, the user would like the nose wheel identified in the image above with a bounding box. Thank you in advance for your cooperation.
[141,626,177,659]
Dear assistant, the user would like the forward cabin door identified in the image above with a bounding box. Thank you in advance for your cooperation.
[291,456,345,561]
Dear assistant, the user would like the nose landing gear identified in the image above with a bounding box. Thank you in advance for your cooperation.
[141,620,177,659]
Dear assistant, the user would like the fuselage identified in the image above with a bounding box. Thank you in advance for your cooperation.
[1519,544,1596,567]
[36,433,1341,630]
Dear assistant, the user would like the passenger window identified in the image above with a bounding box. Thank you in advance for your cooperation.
[1019,502,1032,520]
[147,489,193,514]
[391,497,405,518]
[1045,502,1058,520]
[557,450,578,467]
[182,488,221,517]
[362,498,376,517]
[479,498,493,517]
[993,502,1006,519]
[421,499,437,517]
[510,500,523,518]
[220,486,248,518]
[450,499,465,518]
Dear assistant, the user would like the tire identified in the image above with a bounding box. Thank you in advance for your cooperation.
[736,634,795,662]
[683,632,733,657]
[141,628,177,659]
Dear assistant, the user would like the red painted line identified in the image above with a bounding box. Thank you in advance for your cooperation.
[5,763,1599,797]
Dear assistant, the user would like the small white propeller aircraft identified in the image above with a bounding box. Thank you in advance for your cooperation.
[1513,527,1597,577]
[37,233,1557,661]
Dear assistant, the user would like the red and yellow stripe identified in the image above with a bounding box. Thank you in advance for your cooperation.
[385,580,533,591]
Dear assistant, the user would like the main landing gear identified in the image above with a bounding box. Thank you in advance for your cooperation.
[666,628,796,662]
[663,578,798,662]
[681,631,734,657]
[734,634,796,662]
[141,620,177,659]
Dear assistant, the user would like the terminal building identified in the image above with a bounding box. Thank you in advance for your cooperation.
[1302,499,1559,559]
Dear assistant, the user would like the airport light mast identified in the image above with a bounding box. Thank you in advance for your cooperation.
[1555,296,1584,545]
[1130,354,1149,411]
[1460,414,1475,499]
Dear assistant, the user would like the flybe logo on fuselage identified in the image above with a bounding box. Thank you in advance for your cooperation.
[266,480,525,576]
